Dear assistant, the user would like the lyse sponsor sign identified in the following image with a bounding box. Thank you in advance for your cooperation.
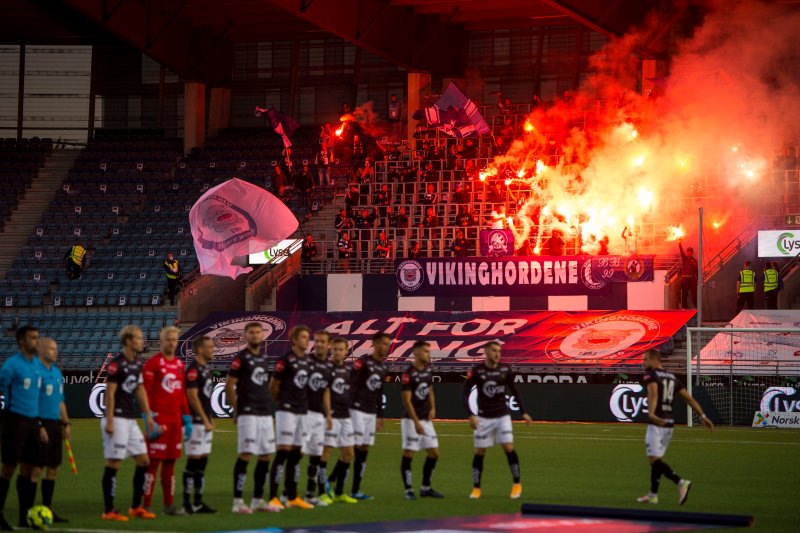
[609,383,649,422]
[248,238,303,265]
[395,256,612,297]
[181,311,694,367]
[759,386,800,412]
[752,410,800,428]
[758,230,800,257]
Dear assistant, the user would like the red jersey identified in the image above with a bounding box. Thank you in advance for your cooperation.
[142,353,189,420]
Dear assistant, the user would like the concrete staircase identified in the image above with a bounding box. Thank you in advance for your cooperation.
[0,149,78,277]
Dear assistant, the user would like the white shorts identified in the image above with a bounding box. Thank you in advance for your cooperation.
[645,425,674,457]
[350,408,377,447]
[275,411,308,447]
[324,417,355,449]
[401,418,439,452]
[473,415,514,448]
[101,417,147,460]
[186,424,214,456]
[302,411,326,456]
[237,415,276,456]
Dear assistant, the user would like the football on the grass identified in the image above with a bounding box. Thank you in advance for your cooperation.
[27,505,53,530]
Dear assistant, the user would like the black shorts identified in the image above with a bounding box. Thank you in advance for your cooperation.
[0,413,40,466]
[38,419,63,468]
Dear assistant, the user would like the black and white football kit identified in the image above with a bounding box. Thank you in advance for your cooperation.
[302,357,332,456]
[462,363,525,448]
[273,352,311,447]
[350,355,386,447]
[401,365,438,451]
[101,354,147,460]
[228,349,275,456]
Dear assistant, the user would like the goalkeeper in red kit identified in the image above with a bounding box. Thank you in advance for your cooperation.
[141,326,193,515]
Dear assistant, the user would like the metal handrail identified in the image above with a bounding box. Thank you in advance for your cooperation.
[701,218,760,281]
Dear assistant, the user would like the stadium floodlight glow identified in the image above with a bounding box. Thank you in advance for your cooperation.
[248,238,303,265]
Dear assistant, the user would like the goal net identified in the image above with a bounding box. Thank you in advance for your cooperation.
[686,327,800,426]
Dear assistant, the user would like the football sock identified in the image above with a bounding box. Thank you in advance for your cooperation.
[352,449,368,494]
[143,459,160,508]
[102,467,116,513]
[334,460,350,496]
[317,460,328,496]
[285,449,302,500]
[161,460,175,506]
[269,450,288,500]
[306,456,321,498]
[401,456,413,490]
[183,459,198,507]
[472,454,484,488]
[233,458,248,499]
[41,479,55,508]
[132,465,147,509]
[422,456,437,488]
[254,460,270,500]
[194,456,208,505]
[505,450,521,483]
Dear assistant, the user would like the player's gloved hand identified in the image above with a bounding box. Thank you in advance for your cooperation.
[182,414,193,442]
[142,412,162,440]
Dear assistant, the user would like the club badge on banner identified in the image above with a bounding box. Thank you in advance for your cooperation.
[590,255,655,283]
[180,310,695,367]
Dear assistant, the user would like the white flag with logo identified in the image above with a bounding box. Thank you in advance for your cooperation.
[189,178,298,278]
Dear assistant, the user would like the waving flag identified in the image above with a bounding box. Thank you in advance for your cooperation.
[255,106,299,148]
[189,178,299,279]
[413,82,490,138]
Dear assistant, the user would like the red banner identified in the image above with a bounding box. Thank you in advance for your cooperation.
[181,310,695,368]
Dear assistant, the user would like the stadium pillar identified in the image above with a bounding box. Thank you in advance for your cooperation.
[208,88,231,139]
[406,72,431,140]
[184,81,206,154]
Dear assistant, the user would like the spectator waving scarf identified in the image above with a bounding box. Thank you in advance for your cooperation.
[189,178,298,278]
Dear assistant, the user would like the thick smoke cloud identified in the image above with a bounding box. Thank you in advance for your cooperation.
[497,0,800,255]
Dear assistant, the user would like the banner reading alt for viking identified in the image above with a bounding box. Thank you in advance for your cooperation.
[395,256,614,297]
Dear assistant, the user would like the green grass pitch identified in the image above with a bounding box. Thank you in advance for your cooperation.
[32,419,798,532]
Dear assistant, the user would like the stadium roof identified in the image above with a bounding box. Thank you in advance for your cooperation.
[1,0,728,86]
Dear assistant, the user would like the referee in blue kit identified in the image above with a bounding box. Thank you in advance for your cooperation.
[0,326,47,530]
[34,338,70,523]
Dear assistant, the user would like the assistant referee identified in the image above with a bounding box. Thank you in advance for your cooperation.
[34,338,70,523]
[0,326,47,530]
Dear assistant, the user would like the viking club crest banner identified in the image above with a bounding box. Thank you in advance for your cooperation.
[189,178,299,278]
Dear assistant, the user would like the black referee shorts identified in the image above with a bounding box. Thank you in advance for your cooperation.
[0,413,40,466]
[38,419,63,469]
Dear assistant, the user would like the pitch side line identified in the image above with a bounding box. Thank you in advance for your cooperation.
[58,529,184,533]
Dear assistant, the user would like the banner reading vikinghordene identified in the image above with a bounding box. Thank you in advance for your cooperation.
[179,310,695,367]
[395,256,641,297]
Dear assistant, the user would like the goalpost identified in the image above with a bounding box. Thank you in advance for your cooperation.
[686,327,800,427]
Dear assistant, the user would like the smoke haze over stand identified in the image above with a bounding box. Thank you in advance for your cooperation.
[493,0,800,257]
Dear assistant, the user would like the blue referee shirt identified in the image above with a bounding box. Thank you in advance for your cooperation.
[38,362,64,421]
[0,352,44,418]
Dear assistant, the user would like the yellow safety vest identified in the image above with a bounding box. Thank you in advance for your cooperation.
[738,269,755,293]
[764,268,778,292]
[164,260,180,279]
[69,245,86,267]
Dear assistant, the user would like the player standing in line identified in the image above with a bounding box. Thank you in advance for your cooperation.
[347,332,390,500]
[34,338,70,523]
[400,341,443,500]
[637,349,713,505]
[226,322,276,514]
[181,336,217,514]
[320,338,358,505]
[142,326,193,515]
[100,325,157,522]
[268,326,314,510]
[462,341,532,500]
[0,326,45,530]
[302,331,333,506]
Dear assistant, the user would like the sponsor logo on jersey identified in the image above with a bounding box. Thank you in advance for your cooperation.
[308,372,327,391]
[482,380,504,398]
[467,385,519,416]
[366,373,382,391]
[251,367,268,386]
[122,374,139,394]
[161,372,181,393]
[45,384,53,396]
[331,377,347,395]
[293,369,310,389]
[414,382,430,401]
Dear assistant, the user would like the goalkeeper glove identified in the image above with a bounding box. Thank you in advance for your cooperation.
[182,414,193,442]
[142,413,162,440]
